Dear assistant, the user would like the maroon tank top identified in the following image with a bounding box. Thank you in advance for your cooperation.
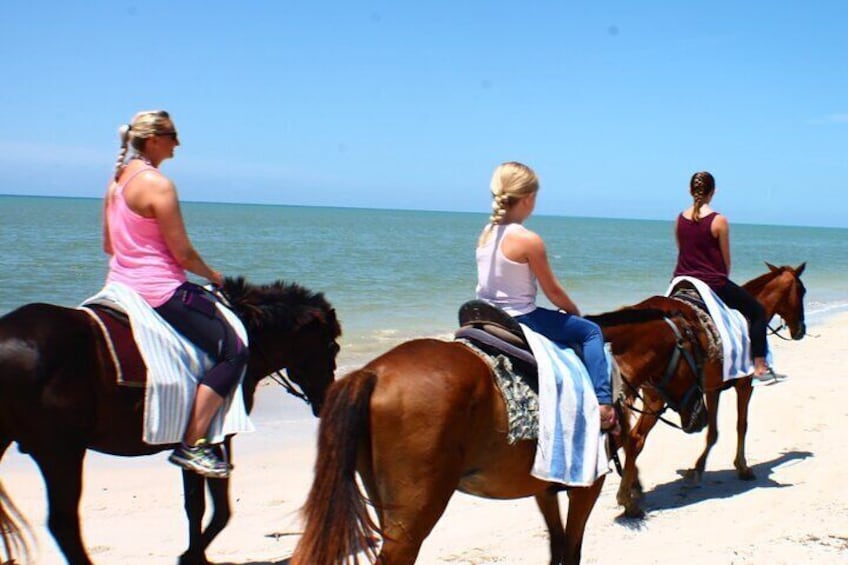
[673,212,728,289]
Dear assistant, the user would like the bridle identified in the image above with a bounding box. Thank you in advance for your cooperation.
[767,319,794,341]
[764,275,810,341]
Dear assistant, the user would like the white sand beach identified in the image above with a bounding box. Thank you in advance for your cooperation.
[2,313,847,564]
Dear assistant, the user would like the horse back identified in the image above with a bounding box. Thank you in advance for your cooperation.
[0,302,149,454]
[362,338,542,497]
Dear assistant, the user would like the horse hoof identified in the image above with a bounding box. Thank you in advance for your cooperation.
[683,468,702,485]
[623,505,646,519]
[178,552,209,565]
[737,467,756,481]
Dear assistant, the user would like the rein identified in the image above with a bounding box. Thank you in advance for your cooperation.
[767,320,794,341]
[267,368,311,404]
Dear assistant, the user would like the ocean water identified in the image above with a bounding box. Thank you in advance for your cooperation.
[2,194,846,379]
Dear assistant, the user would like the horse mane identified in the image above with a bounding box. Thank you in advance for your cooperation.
[586,307,674,328]
[743,268,783,295]
[221,276,341,340]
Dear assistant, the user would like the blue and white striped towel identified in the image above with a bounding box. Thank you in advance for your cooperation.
[520,324,610,487]
[81,282,254,445]
[666,276,770,382]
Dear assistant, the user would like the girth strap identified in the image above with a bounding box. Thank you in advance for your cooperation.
[659,316,703,411]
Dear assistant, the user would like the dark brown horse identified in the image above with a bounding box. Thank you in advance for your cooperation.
[0,277,341,565]
[291,306,706,564]
[605,263,807,518]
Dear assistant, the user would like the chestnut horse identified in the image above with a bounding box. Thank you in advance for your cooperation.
[0,277,341,565]
[607,263,807,518]
[292,306,706,564]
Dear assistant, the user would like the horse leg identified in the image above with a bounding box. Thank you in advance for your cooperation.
[535,490,566,565]
[200,478,231,549]
[563,477,605,565]
[371,429,465,564]
[686,390,720,484]
[617,393,662,518]
[178,470,209,565]
[31,448,92,565]
[733,381,756,479]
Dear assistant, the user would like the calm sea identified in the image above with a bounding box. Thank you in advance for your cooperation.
[2,195,846,378]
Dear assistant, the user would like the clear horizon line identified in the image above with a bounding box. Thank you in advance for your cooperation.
[1,192,844,231]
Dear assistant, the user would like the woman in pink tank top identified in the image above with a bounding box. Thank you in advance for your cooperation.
[672,171,776,383]
[103,110,247,478]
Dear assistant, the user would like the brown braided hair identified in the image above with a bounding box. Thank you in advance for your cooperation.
[690,171,715,222]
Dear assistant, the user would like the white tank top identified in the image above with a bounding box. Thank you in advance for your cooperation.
[475,223,538,316]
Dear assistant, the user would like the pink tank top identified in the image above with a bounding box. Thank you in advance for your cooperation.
[105,167,186,307]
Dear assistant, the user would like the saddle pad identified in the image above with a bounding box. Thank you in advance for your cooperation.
[666,276,763,381]
[81,282,254,445]
[81,305,147,388]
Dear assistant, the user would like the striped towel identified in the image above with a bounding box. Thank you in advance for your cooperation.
[81,282,254,445]
[666,276,769,382]
[520,324,610,487]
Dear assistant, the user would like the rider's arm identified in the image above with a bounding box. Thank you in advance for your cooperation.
[504,229,581,316]
[148,176,223,286]
[712,214,731,274]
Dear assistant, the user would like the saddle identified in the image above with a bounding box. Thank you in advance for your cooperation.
[454,300,539,391]
[669,281,722,360]
[83,304,147,387]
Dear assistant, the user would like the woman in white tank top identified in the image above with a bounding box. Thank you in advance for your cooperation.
[475,162,616,432]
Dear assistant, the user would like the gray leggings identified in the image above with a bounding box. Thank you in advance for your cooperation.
[155,282,249,397]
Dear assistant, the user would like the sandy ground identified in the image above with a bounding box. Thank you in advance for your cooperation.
[2,313,847,564]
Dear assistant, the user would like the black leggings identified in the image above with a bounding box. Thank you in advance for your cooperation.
[714,280,767,359]
[155,282,249,397]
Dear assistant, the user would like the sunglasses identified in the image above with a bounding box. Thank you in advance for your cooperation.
[157,131,179,140]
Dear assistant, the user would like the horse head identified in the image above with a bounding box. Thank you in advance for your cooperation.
[758,262,807,340]
[222,277,342,417]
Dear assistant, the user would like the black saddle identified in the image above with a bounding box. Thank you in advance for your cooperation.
[455,300,539,390]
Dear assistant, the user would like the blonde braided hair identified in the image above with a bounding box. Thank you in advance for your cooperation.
[478,161,539,246]
[690,171,715,222]
[112,110,173,180]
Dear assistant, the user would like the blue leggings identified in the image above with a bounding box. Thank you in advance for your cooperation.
[155,282,249,397]
[515,307,612,405]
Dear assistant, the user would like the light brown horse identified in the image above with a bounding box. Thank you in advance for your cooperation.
[608,263,807,518]
[292,306,706,565]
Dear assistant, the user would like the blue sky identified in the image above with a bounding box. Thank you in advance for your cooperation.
[1,1,846,227]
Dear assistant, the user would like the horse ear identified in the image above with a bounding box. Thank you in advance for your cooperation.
[765,262,779,272]
[795,262,806,276]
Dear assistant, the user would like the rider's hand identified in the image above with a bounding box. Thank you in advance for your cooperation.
[600,404,619,435]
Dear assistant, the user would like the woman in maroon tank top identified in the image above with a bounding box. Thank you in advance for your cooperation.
[673,171,774,382]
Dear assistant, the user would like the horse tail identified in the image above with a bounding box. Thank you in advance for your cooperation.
[0,438,32,564]
[292,369,380,565]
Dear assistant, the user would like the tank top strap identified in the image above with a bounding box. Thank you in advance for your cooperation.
[115,166,157,196]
